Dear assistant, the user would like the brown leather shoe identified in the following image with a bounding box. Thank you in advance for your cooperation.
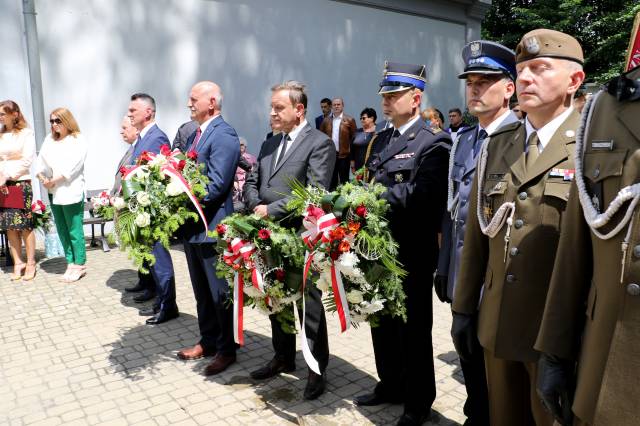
[203,353,236,376]
[177,344,215,360]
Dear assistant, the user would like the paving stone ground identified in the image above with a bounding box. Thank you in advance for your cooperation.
[0,241,467,426]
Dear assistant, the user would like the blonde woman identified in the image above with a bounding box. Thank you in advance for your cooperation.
[35,108,87,282]
[0,100,37,280]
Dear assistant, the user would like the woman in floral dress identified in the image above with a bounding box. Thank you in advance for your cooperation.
[0,100,37,281]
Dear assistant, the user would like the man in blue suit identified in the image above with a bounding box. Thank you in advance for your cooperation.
[435,41,519,426]
[176,81,240,376]
[127,93,179,325]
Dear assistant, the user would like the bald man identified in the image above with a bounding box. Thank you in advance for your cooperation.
[176,81,241,376]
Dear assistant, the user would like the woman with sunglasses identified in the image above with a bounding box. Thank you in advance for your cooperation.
[35,108,88,282]
[351,107,378,173]
[0,100,37,280]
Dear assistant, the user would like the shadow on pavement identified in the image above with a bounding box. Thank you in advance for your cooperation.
[105,268,154,311]
[437,350,464,385]
[39,256,67,275]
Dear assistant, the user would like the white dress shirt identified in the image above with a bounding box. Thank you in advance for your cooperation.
[331,113,343,150]
[35,133,88,205]
[395,115,421,136]
[273,119,308,161]
[524,107,574,153]
[479,109,514,137]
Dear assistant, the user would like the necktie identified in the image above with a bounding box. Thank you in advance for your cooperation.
[474,129,488,157]
[190,127,202,152]
[526,131,539,170]
[384,129,401,154]
[274,134,290,170]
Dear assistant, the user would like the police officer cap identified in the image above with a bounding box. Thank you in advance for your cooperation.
[378,61,427,94]
[458,40,516,81]
[515,29,584,65]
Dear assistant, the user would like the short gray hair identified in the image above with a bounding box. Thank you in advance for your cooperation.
[271,80,307,109]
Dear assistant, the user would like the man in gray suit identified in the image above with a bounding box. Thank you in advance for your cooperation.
[172,120,199,152]
[244,80,336,400]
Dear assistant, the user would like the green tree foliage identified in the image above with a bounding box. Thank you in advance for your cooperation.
[482,1,640,83]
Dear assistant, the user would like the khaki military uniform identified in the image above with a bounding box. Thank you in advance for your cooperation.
[535,66,640,426]
[453,110,580,426]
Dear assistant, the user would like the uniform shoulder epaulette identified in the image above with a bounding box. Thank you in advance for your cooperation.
[491,120,521,137]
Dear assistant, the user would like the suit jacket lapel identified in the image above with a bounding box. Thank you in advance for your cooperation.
[618,101,640,142]
[270,124,312,179]
[190,115,222,154]
[500,123,526,185]
[522,110,579,185]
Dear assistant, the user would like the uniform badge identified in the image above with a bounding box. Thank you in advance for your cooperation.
[524,37,540,54]
[393,153,415,159]
[470,42,482,58]
[493,181,506,191]
[550,168,575,181]
[484,205,493,217]
[395,173,404,183]
[591,139,614,151]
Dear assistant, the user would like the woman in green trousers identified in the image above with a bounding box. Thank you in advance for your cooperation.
[35,107,88,282]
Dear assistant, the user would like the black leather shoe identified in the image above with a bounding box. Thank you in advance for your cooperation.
[125,282,146,293]
[146,308,179,325]
[139,306,160,316]
[303,371,325,400]
[396,410,431,426]
[354,392,399,406]
[250,358,296,380]
[133,290,156,303]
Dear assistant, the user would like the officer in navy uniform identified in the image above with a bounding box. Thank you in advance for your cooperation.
[354,62,451,426]
[435,40,519,426]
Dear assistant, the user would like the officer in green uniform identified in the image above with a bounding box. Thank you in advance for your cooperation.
[451,29,586,426]
[535,65,640,426]
[354,62,451,426]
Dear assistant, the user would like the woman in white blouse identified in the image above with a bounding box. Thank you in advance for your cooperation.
[0,100,37,280]
[35,108,88,282]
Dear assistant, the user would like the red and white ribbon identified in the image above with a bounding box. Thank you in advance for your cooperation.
[233,272,244,346]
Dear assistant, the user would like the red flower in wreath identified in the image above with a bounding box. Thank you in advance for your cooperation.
[274,269,286,282]
[119,166,130,176]
[160,144,172,156]
[216,224,227,236]
[347,221,361,234]
[355,204,367,218]
[257,228,271,240]
[329,227,346,241]
[355,174,363,181]
[306,204,325,220]
[31,200,46,214]
[138,151,153,164]
[187,151,198,160]
[232,263,241,271]
[338,240,351,253]
[177,160,186,171]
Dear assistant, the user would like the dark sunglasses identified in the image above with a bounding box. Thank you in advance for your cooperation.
[49,118,62,124]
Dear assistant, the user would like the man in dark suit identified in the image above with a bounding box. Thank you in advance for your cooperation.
[244,80,335,400]
[355,62,451,426]
[320,98,356,188]
[171,119,199,152]
[314,97,332,129]
[126,93,179,325]
[435,40,519,426]
[176,81,240,376]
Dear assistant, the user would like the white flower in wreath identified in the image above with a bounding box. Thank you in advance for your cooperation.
[112,197,126,210]
[358,298,385,314]
[133,166,149,179]
[136,191,151,207]
[350,312,368,323]
[134,212,151,228]
[316,272,331,293]
[149,154,167,167]
[346,289,364,304]
[244,286,264,299]
[166,179,185,197]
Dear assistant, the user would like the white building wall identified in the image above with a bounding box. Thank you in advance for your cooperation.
[2,0,472,191]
